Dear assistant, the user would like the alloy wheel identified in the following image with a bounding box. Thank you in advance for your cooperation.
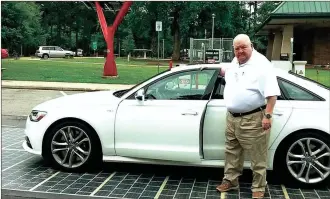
[51,126,91,168]
[286,137,330,184]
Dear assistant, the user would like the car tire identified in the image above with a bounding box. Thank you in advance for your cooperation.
[42,54,49,59]
[274,131,330,188]
[43,120,102,172]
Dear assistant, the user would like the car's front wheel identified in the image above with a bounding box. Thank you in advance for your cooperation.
[275,131,330,187]
[43,120,102,172]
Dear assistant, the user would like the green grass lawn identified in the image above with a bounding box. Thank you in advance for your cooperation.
[23,57,181,66]
[2,58,330,86]
[305,68,330,87]
[1,58,169,84]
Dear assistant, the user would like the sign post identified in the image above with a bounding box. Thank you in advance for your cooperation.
[156,21,162,73]
[92,41,98,56]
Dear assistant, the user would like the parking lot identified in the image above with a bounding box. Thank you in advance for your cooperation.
[1,125,330,199]
[1,88,330,199]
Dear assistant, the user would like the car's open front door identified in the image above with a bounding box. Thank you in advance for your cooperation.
[114,68,219,163]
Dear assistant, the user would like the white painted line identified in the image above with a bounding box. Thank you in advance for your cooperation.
[90,172,116,196]
[266,185,272,199]
[221,192,226,199]
[154,176,169,199]
[2,140,24,149]
[2,148,26,152]
[299,189,306,199]
[188,179,196,199]
[2,128,20,133]
[281,184,290,199]
[60,91,67,96]
[2,125,19,128]
[2,156,34,171]
[314,189,321,199]
[29,171,60,191]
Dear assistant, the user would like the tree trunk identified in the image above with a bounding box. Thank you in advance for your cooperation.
[57,24,61,44]
[75,16,79,55]
[50,25,53,45]
[75,29,78,54]
[69,27,72,49]
[171,11,180,61]
[150,31,157,58]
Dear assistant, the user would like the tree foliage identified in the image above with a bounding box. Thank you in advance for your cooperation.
[1,1,281,59]
[1,2,45,53]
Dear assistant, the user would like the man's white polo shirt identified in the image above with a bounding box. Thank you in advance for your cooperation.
[223,49,281,113]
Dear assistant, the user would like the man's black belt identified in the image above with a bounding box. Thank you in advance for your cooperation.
[230,105,267,117]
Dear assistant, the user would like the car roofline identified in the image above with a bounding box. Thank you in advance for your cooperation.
[170,63,223,72]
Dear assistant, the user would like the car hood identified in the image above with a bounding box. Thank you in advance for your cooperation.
[33,90,121,111]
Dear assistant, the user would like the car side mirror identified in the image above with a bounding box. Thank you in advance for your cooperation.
[135,89,145,101]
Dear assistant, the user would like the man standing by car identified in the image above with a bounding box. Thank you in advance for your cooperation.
[216,34,281,199]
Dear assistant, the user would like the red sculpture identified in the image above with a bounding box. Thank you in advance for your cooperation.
[95,1,132,77]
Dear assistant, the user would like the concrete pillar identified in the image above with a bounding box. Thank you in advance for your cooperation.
[294,61,307,76]
[281,25,294,54]
[266,33,274,60]
[272,31,282,60]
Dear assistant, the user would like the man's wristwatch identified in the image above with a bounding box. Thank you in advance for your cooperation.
[265,113,272,119]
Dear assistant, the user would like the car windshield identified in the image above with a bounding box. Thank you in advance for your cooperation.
[288,71,330,90]
[113,69,171,97]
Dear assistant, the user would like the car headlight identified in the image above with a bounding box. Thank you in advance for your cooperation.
[29,110,47,122]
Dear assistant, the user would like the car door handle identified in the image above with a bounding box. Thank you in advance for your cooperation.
[273,113,283,116]
[182,110,198,116]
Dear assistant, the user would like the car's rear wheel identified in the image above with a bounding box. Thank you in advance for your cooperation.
[43,121,102,172]
[42,54,49,59]
[275,131,330,187]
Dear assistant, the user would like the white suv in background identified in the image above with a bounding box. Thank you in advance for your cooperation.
[35,46,75,59]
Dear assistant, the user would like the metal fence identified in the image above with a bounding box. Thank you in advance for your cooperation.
[189,38,234,64]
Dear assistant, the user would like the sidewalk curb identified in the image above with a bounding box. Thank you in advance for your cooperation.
[2,80,135,92]
[2,115,28,120]
[2,85,111,92]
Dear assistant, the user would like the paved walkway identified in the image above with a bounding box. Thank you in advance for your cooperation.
[2,80,135,91]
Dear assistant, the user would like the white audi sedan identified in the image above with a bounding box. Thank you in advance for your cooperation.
[23,64,330,187]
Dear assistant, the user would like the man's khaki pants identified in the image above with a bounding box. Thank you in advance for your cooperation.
[223,110,270,192]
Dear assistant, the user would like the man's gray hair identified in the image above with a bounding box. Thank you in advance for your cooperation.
[233,34,252,46]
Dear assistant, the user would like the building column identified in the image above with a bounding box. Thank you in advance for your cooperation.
[293,61,307,76]
[272,31,282,60]
[266,33,274,60]
[281,25,294,56]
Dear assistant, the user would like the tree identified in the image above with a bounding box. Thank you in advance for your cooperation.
[1,2,45,54]
[250,1,282,52]
[122,29,136,56]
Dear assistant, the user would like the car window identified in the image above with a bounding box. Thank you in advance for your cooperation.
[145,69,217,100]
[212,77,225,99]
[278,79,320,101]
[211,77,286,100]
[42,47,49,50]
[55,47,63,51]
